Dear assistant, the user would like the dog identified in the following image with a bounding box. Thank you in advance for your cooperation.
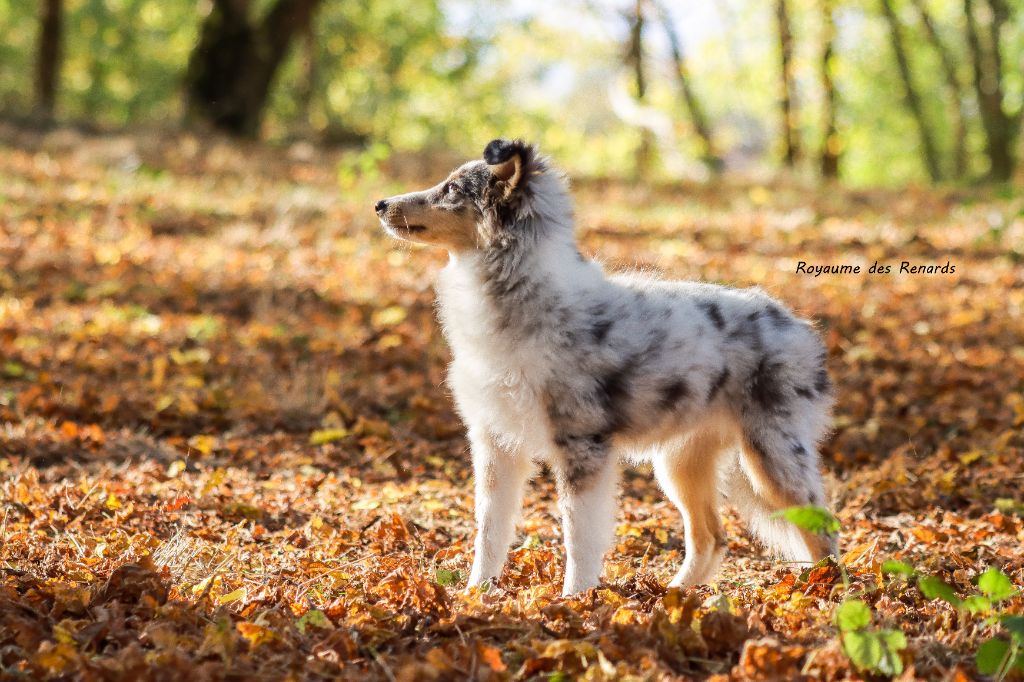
[375,139,837,596]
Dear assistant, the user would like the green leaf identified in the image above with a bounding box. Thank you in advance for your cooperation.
[994,498,1024,516]
[962,594,992,614]
[773,505,840,535]
[842,630,883,671]
[842,628,907,675]
[918,575,962,607]
[434,568,461,587]
[881,560,916,577]
[3,361,25,378]
[976,637,1011,675]
[879,629,907,651]
[1001,615,1024,640]
[296,609,334,634]
[835,599,872,632]
[518,534,542,550]
[876,629,907,676]
[977,567,1016,602]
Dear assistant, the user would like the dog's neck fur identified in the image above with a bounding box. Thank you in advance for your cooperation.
[436,173,600,360]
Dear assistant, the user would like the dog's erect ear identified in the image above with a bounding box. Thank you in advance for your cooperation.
[483,139,533,192]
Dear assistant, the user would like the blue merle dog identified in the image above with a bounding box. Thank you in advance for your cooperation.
[375,139,837,596]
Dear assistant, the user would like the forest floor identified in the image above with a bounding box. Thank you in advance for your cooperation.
[1,129,1023,681]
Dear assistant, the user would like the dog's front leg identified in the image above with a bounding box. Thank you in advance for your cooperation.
[466,429,533,589]
[555,459,619,596]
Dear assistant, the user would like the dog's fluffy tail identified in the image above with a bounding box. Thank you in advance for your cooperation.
[719,450,837,562]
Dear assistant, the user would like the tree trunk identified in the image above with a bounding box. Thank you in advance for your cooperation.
[185,0,322,137]
[776,0,799,166]
[34,0,63,121]
[964,0,1020,181]
[880,0,943,181]
[909,0,967,178]
[296,16,317,133]
[819,0,839,178]
[626,0,653,177]
[654,0,721,174]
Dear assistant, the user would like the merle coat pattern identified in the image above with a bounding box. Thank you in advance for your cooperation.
[375,139,837,595]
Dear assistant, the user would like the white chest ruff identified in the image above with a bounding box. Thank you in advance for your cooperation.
[447,342,555,457]
[438,260,557,455]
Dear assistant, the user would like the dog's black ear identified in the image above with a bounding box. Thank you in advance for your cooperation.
[483,139,534,193]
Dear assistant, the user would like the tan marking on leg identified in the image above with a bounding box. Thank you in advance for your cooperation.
[655,430,727,587]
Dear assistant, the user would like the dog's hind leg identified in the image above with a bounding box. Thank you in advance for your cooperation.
[653,430,728,588]
[554,456,620,596]
[467,429,535,588]
[733,423,838,563]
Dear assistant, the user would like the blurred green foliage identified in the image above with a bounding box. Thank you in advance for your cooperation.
[1,0,1021,185]
[0,0,199,124]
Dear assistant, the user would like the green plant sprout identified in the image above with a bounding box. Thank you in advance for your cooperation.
[779,504,908,676]
[882,561,1023,679]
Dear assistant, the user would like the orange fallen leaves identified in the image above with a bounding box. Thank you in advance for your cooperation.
[1,133,1022,680]
[736,637,807,680]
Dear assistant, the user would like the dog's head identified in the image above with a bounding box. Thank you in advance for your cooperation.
[374,139,550,251]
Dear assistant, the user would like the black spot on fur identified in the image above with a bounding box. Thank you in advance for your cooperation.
[749,356,788,412]
[554,432,608,449]
[658,378,690,410]
[747,310,761,321]
[764,304,792,328]
[728,317,763,353]
[593,340,660,433]
[644,331,667,356]
[484,138,531,165]
[814,368,832,394]
[707,367,730,403]
[554,433,610,489]
[491,271,532,300]
[563,461,599,490]
[596,364,635,432]
[699,301,725,330]
[590,319,614,343]
[746,436,770,460]
[794,385,814,399]
[792,443,808,458]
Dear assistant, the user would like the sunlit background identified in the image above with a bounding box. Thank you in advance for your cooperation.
[1,0,1021,185]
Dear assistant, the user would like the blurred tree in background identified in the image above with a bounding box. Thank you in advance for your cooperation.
[184,0,322,136]
[0,0,1021,185]
[33,0,62,122]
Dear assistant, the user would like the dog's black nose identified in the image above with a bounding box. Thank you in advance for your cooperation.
[374,199,388,214]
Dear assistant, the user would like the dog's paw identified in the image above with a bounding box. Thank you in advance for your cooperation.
[560,579,600,598]
[463,577,494,595]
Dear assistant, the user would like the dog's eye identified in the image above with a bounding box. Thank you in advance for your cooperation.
[445,183,458,196]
